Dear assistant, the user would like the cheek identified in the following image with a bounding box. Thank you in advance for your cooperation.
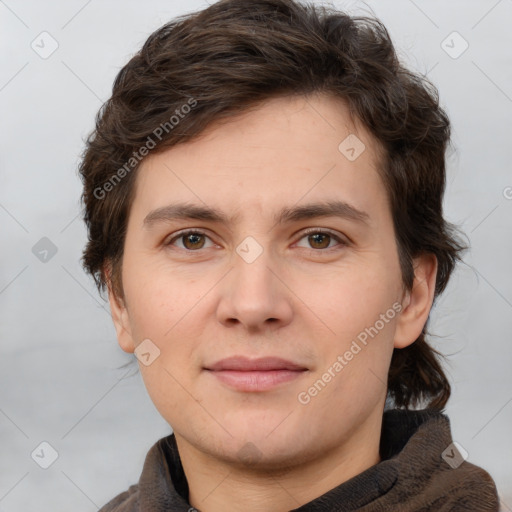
[301,263,400,335]
[126,270,203,417]
[122,255,195,337]
[123,266,209,381]
[297,261,400,399]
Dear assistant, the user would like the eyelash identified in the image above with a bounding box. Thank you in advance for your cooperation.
[165,228,349,254]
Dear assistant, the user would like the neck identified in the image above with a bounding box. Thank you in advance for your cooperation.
[174,413,382,512]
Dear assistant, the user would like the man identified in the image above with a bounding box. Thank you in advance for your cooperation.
[79,0,499,510]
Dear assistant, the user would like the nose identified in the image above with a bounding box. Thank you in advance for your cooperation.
[215,241,293,332]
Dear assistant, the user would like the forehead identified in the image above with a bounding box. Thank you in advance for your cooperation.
[129,93,387,224]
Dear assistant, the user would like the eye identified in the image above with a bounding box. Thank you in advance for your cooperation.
[165,228,348,253]
[165,230,214,251]
[295,228,348,252]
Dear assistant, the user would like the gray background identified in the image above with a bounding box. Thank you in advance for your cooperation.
[1,0,511,510]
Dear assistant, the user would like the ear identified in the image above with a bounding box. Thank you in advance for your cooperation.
[394,253,437,349]
[105,266,135,354]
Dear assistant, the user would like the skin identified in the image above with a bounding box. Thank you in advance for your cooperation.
[108,93,437,512]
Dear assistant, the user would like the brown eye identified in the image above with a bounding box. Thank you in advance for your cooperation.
[296,229,348,252]
[182,232,205,250]
[307,232,331,249]
[166,230,213,251]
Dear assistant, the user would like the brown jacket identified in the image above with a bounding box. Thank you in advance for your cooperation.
[99,409,500,511]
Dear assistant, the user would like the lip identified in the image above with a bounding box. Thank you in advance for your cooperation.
[204,356,308,372]
[204,356,308,392]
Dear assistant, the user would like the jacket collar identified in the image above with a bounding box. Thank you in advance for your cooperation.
[131,408,499,511]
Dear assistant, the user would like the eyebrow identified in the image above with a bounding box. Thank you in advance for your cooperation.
[142,200,370,229]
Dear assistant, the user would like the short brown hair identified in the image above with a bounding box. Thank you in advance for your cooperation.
[79,0,466,410]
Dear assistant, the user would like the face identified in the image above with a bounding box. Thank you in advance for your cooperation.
[109,93,431,472]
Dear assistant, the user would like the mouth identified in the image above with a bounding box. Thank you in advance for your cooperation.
[203,356,308,392]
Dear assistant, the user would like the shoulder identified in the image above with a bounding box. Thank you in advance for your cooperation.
[98,483,140,512]
[433,461,500,511]
[382,408,500,511]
